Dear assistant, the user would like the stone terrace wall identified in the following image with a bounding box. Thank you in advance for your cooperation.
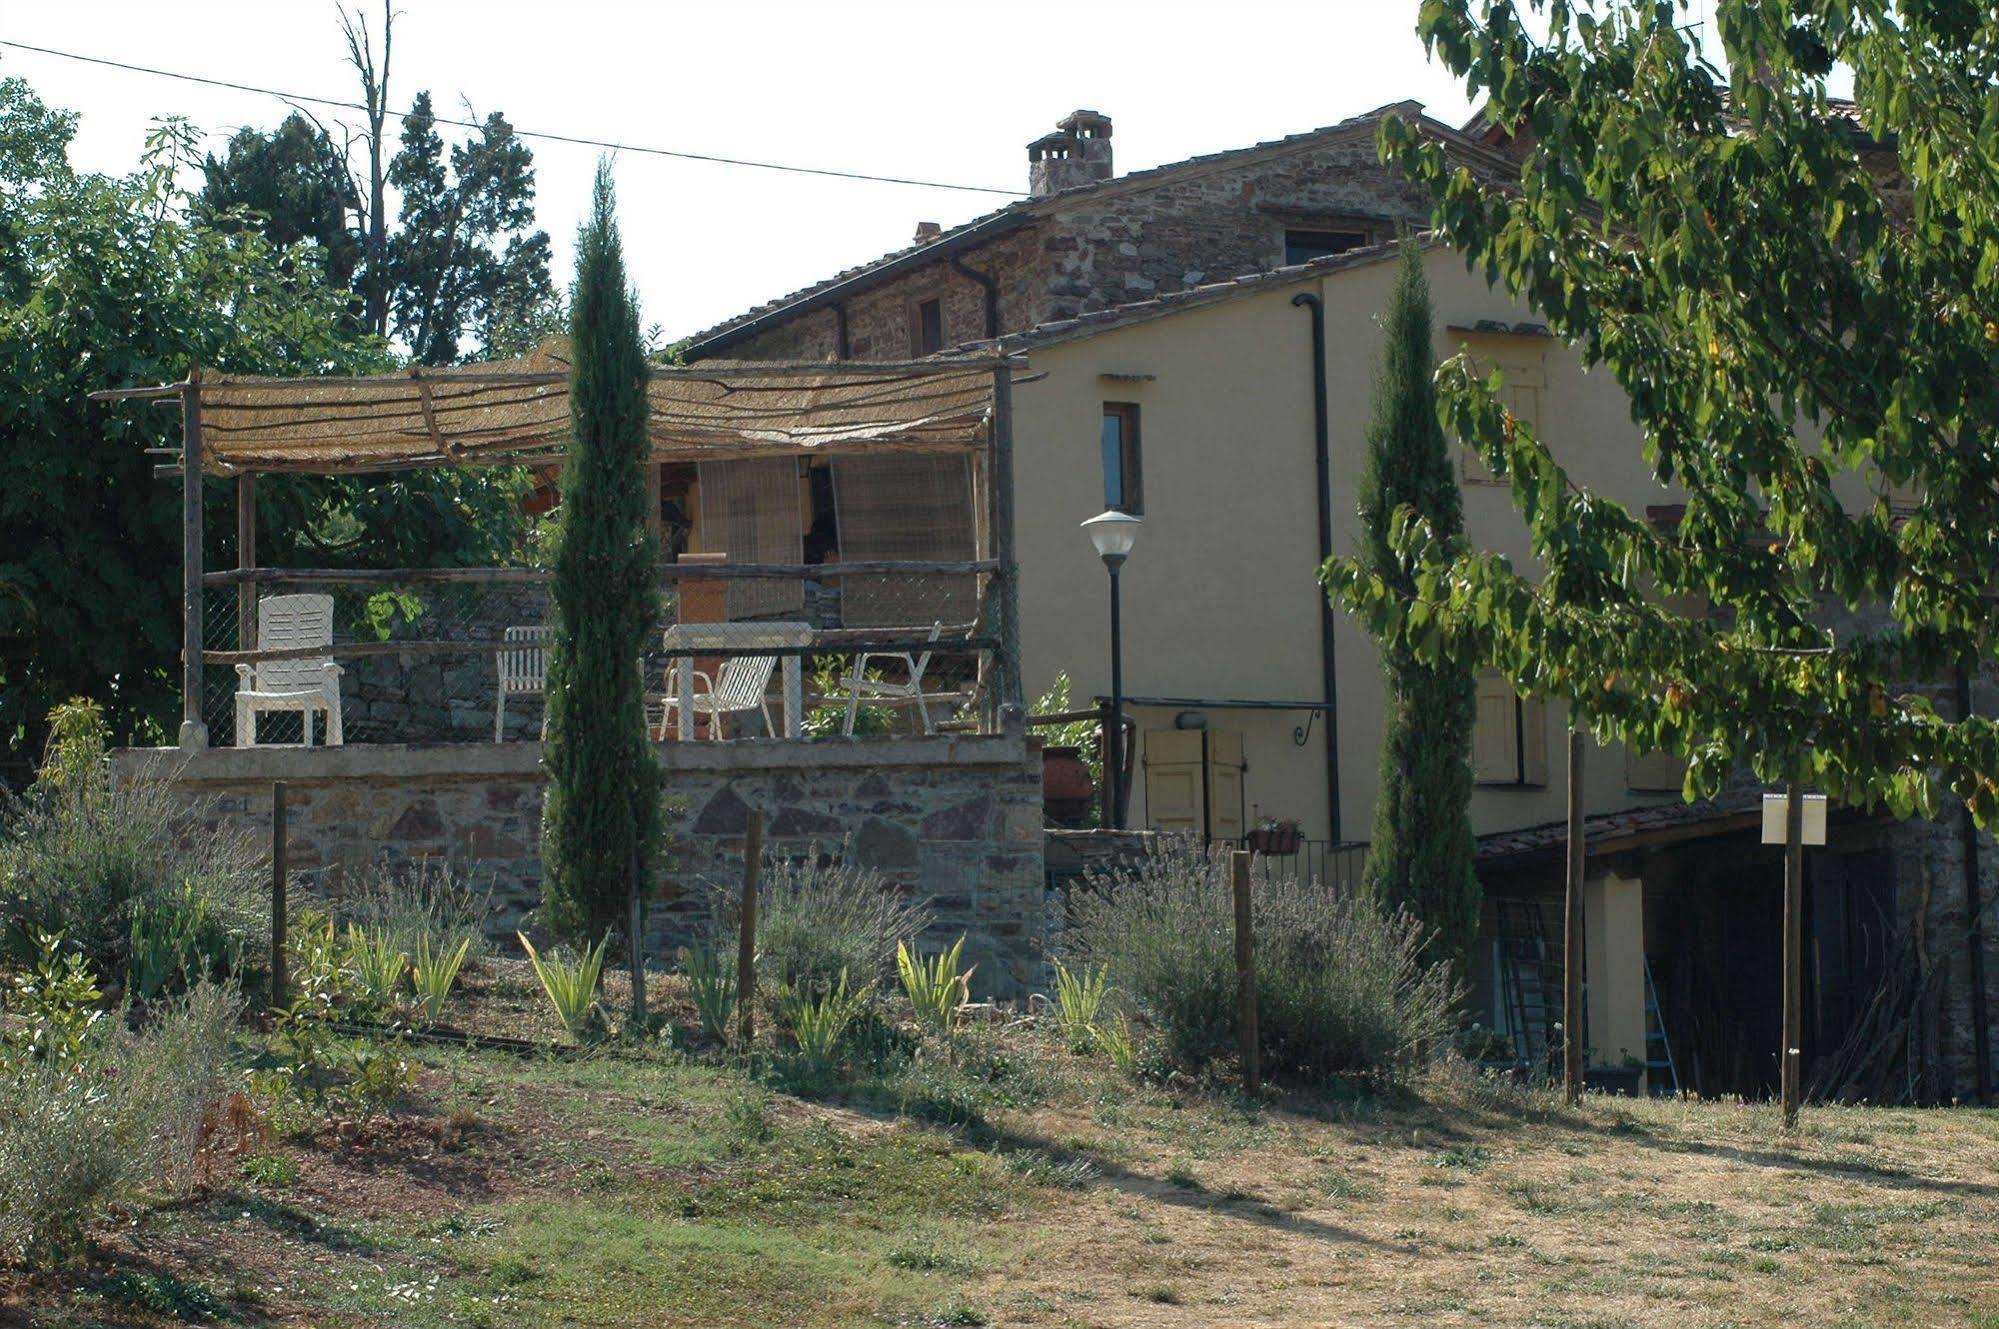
[113,730,1047,997]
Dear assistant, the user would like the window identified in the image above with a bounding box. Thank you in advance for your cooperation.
[1473,671,1549,786]
[1284,228,1369,265]
[1462,357,1544,484]
[910,297,944,355]
[1101,402,1142,514]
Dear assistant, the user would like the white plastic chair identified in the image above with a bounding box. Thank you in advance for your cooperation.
[495,625,552,742]
[234,593,343,747]
[842,622,943,736]
[657,654,779,741]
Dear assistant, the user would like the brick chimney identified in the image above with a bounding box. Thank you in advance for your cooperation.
[1028,109,1113,196]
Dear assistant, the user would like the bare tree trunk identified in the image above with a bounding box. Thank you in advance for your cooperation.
[339,1,393,338]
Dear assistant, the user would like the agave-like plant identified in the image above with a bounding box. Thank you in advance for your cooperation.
[1052,961,1112,1052]
[345,925,409,1013]
[411,933,472,1026]
[896,935,972,1030]
[518,932,607,1040]
[680,943,737,1042]
[782,970,870,1062]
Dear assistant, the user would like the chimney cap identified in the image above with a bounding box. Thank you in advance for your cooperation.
[913,220,943,243]
[1057,109,1113,138]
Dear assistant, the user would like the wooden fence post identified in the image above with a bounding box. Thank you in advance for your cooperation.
[270,781,288,1009]
[737,810,765,1047]
[1782,781,1805,1129]
[1232,849,1260,1094]
[1564,727,1586,1105]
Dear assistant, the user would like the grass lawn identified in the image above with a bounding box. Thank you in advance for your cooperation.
[5,959,1997,1328]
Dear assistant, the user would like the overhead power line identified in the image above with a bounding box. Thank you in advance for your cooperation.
[0,37,1023,197]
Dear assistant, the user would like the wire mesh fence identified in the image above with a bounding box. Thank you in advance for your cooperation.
[200,563,1000,746]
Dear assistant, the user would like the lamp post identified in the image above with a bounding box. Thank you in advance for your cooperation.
[1083,510,1142,829]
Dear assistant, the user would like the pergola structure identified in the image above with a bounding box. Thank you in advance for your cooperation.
[95,339,1024,747]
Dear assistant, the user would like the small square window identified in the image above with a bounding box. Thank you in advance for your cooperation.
[910,297,944,355]
[1101,403,1142,515]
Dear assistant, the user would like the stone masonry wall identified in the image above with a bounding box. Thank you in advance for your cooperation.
[722,128,1439,362]
[114,730,1048,997]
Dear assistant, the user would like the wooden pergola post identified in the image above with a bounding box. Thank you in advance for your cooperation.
[1563,726,1586,1105]
[990,363,1022,719]
[179,368,207,749]
[236,474,257,652]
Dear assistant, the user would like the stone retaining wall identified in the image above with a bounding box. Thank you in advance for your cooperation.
[114,728,1047,996]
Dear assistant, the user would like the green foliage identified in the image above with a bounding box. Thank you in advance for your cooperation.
[801,656,896,737]
[1349,240,1479,977]
[519,931,608,1041]
[240,1150,300,1188]
[34,697,106,796]
[101,1269,229,1322]
[344,924,409,1013]
[1032,672,1104,800]
[2,76,526,756]
[410,932,472,1026]
[712,846,932,994]
[197,112,363,294]
[540,163,661,948]
[248,912,414,1132]
[897,936,972,1030]
[1063,837,1461,1081]
[1050,961,1112,1053]
[0,708,265,978]
[129,886,239,1001]
[780,971,871,1064]
[0,953,240,1267]
[340,857,493,960]
[385,92,555,366]
[680,943,738,1043]
[1329,1,1999,825]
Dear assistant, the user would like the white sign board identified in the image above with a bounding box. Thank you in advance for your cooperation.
[1761,793,1829,846]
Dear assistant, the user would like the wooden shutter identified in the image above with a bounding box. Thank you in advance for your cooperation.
[1519,695,1549,786]
[830,456,978,629]
[1460,357,1544,486]
[697,459,805,619]
[1142,730,1203,833]
[1473,671,1521,784]
[1206,731,1246,841]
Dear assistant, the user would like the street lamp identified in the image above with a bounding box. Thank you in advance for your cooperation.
[1082,510,1142,829]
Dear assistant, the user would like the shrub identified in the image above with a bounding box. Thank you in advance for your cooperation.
[248,914,414,1132]
[897,935,972,1029]
[410,933,472,1026]
[343,925,409,1014]
[129,885,242,1001]
[1062,837,1460,1082]
[1050,961,1112,1053]
[709,845,930,991]
[0,732,266,985]
[779,970,871,1063]
[0,937,241,1266]
[518,932,607,1040]
[679,943,737,1043]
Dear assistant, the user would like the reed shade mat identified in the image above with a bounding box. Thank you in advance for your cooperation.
[121,337,1003,475]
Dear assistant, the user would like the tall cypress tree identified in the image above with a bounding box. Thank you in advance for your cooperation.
[1350,239,1479,976]
[541,162,660,955]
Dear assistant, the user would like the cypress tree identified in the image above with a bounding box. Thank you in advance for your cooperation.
[540,161,661,956]
[1352,239,1479,976]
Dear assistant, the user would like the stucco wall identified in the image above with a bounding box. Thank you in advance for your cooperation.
[114,731,1048,996]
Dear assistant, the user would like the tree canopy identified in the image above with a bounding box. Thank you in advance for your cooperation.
[0,77,527,760]
[1327,0,1999,827]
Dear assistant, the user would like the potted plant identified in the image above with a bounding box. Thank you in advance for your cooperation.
[1246,816,1303,855]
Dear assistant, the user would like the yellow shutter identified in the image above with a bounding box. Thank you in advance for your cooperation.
[1142,730,1203,833]
[1520,695,1549,786]
[1473,671,1520,784]
[1206,731,1246,841]
[1626,746,1687,793]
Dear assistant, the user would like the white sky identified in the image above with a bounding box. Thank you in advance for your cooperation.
[5,1,1552,342]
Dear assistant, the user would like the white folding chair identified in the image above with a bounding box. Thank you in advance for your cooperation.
[495,625,552,742]
[234,593,343,747]
[843,622,943,736]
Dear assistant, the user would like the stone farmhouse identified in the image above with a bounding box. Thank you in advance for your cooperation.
[674,105,1997,1102]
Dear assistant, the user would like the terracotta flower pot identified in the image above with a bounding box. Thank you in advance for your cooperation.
[1043,746,1094,825]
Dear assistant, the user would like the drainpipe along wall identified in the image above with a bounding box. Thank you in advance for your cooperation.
[1291,288,1342,842]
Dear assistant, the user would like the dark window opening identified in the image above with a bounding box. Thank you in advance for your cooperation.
[1101,402,1143,515]
[1284,228,1369,266]
[911,297,944,355]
